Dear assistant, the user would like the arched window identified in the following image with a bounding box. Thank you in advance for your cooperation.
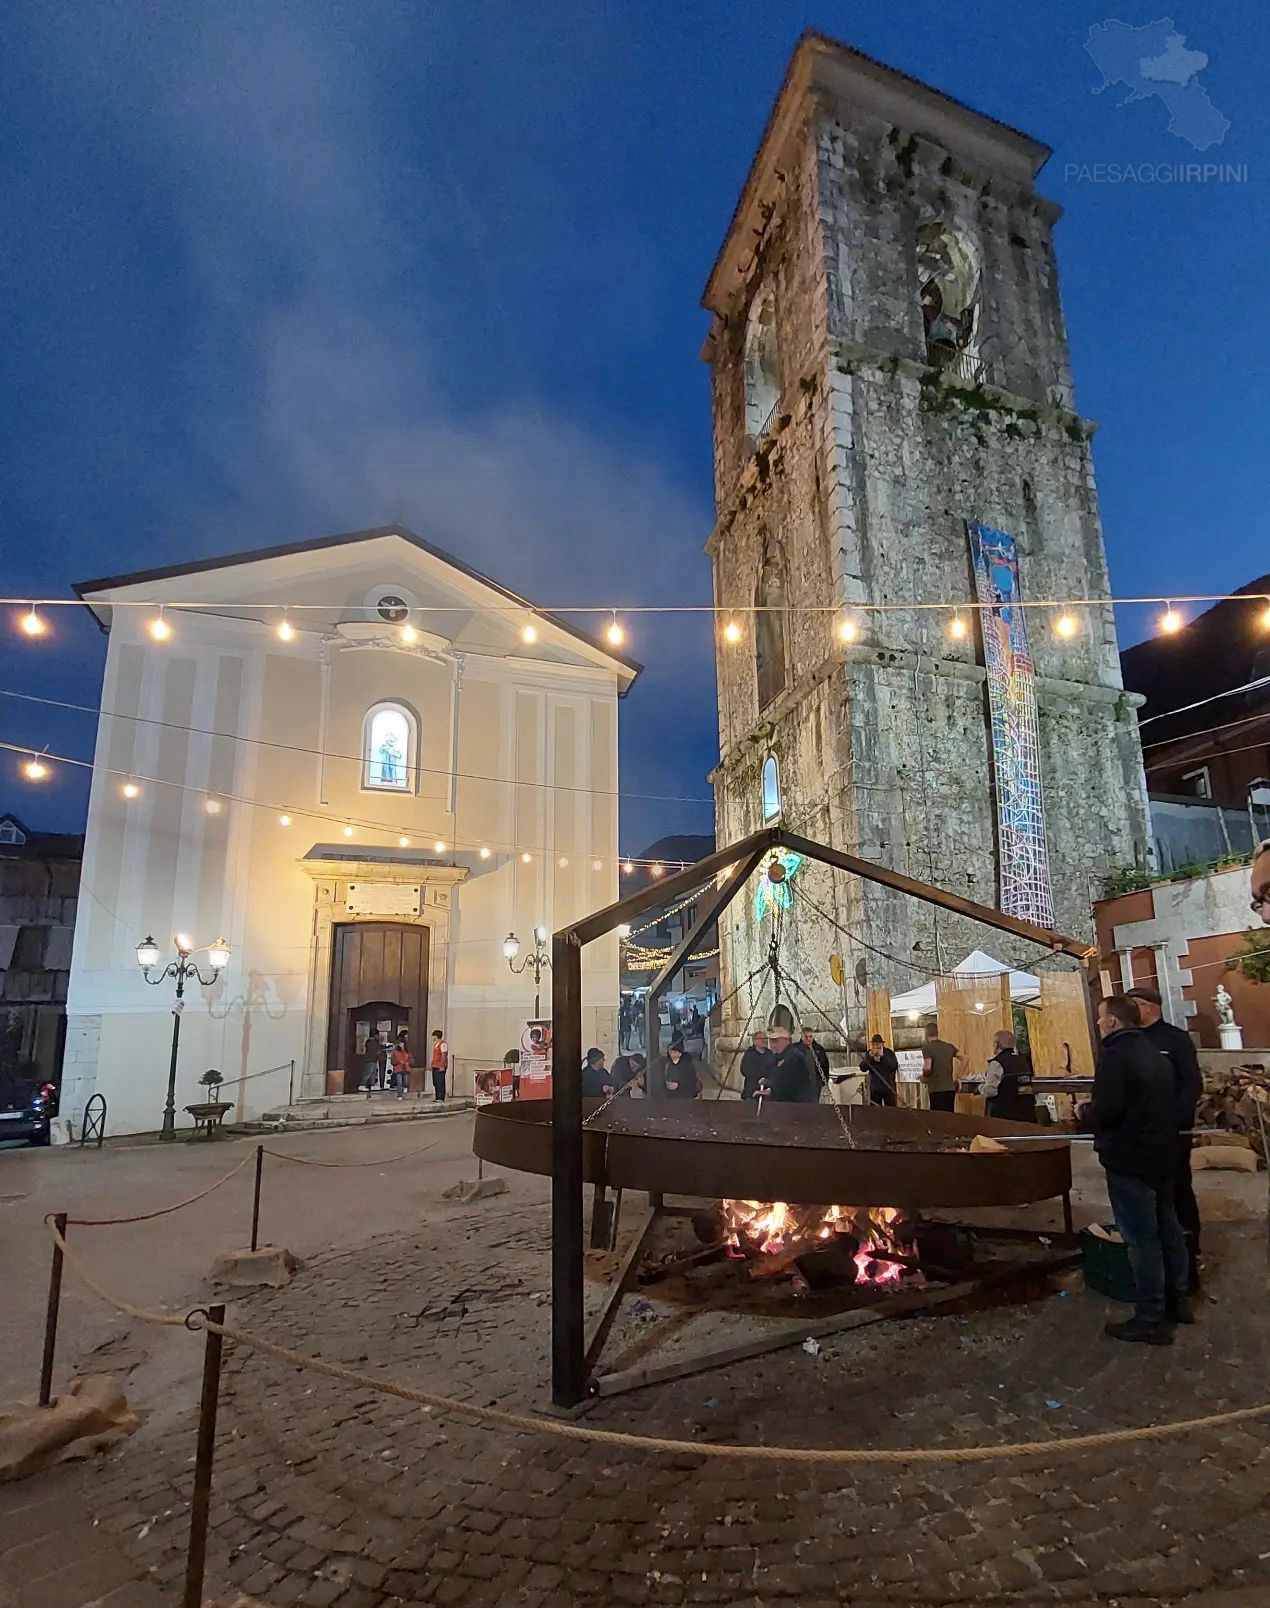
[362,701,418,792]
[917,221,983,378]
[755,548,787,710]
[743,287,780,439]
[761,755,781,822]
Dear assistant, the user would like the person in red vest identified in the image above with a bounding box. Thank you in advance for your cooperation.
[430,1028,449,1102]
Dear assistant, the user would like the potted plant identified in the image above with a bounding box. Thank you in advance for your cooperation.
[185,1068,234,1137]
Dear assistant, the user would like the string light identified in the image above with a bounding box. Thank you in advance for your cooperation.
[521,851,532,864]
[277,617,295,642]
[558,856,569,868]
[1260,598,1270,632]
[616,923,631,939]
[606,612,625,647]
[434,839,446,853]
[23,755,49,781]
[122,780,140,800]
[204,797,221,815]
[279,812,292,827]
[148,609,171,642]
[1053,610,1080,639]
[399,622,418,645]
[836,613,858,644]
[343,822,354,838]
[1159,603,1184,635]
[399,835,411,847]
[521,620,538,644]
[723,615,742,644]
[651,862,664,878]
[20,607,46,638]
[479,846,492,860]
[592,857,602,871]
[623,860,635,874]
[947,613,967,641]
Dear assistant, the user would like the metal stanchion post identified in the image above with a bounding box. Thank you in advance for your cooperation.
[250,1144,264,1252]
[183,1304,226,1608]
[38,1212,67,1407]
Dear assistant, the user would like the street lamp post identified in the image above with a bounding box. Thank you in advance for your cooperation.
[136,934,230,1139]
[503,925,551,1017]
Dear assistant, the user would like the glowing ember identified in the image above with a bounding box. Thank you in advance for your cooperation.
[722,1199,913,1287]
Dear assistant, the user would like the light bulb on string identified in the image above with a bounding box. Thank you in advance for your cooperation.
[279,812,292,827]
[558,856,569,868]
[592,858,602,871]
[434,840,446,853]
[277,616,295,642]
[623,860,635,875]
[122,780,140,800]
[521,619,538,644]
[947,613,968,642]
[343,822,354,838]
[23,755,49,781]
[605,612,625,648]
[651,862,664,878]
[479,846,492,860]
[723,614,742,644]
[1053,609,1080,639]
[20,606,46,638]
[148,609,172,642]
[1260,597,1270,632]
[1159,602,1184,635]
[400,622,418,645]
[204,797,221,815]
[399,835,411,848]
[836,613,859,644]
[521,851,532,864]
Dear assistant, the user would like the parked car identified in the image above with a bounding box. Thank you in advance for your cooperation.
[0,1078,53,1146]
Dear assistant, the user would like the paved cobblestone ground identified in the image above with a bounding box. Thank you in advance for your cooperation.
[3,1132,1270,1606]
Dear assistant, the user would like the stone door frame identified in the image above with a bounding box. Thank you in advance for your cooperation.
[299,856,468,1101]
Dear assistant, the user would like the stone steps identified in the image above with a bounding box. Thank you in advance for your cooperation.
[238,1096,472,1134]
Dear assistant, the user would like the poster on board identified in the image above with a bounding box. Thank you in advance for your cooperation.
[473,1067,515,1106]
[518,1019,552,1099]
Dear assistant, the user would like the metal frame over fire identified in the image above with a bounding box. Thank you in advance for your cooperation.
[500,827,1094,1408]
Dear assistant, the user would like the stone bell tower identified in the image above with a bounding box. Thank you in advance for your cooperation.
[704,33,1150,1030]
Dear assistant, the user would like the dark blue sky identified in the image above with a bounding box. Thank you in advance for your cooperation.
[1,3,1264,851]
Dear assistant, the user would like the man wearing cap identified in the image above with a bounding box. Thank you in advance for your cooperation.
[766,1025,818,1103]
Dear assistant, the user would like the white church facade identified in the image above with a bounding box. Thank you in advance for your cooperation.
[62,525,635,1135]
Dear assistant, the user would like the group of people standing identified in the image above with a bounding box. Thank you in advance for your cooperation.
[360,1027,450,1101]
[739,1026,831,1103]
[580,1040,704,1099]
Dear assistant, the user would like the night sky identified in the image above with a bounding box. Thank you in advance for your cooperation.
[1,3,1264,852]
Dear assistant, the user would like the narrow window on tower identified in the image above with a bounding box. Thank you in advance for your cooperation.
[755,547,788,710]
[743,286,780,440]
[362,701,419,793]
[917,222,984,382]
[761,755,782,822]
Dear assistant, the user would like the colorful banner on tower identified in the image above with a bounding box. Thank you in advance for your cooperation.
[966,521,1055,928]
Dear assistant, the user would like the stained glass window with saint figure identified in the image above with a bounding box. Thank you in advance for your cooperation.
[363,704,414,791]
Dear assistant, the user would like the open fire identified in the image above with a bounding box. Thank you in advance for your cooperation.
[722,1199,917,1288]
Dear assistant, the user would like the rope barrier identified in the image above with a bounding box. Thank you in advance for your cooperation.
[40,1218,1270,1465]
[65,1153,254,1226]
[45,1218,190,1326]
[206,1315,1270,1465]
[259,1140,435,1167]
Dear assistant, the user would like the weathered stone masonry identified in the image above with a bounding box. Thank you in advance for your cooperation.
[704,36,1151,1040]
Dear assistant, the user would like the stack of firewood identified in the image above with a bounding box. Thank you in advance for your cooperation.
[1195,1065,1270,1161]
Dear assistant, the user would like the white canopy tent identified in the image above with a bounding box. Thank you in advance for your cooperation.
[889,949,1041,1018]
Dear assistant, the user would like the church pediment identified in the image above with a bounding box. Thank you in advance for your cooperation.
[75,523,639,686]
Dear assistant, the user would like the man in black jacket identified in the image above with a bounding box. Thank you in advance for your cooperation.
[740,1030,773,1099]
[766,1026,818,1103]
[859,1034,899,1106]
[1127,985,1203,1291]
[1087,994,1190,1343]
